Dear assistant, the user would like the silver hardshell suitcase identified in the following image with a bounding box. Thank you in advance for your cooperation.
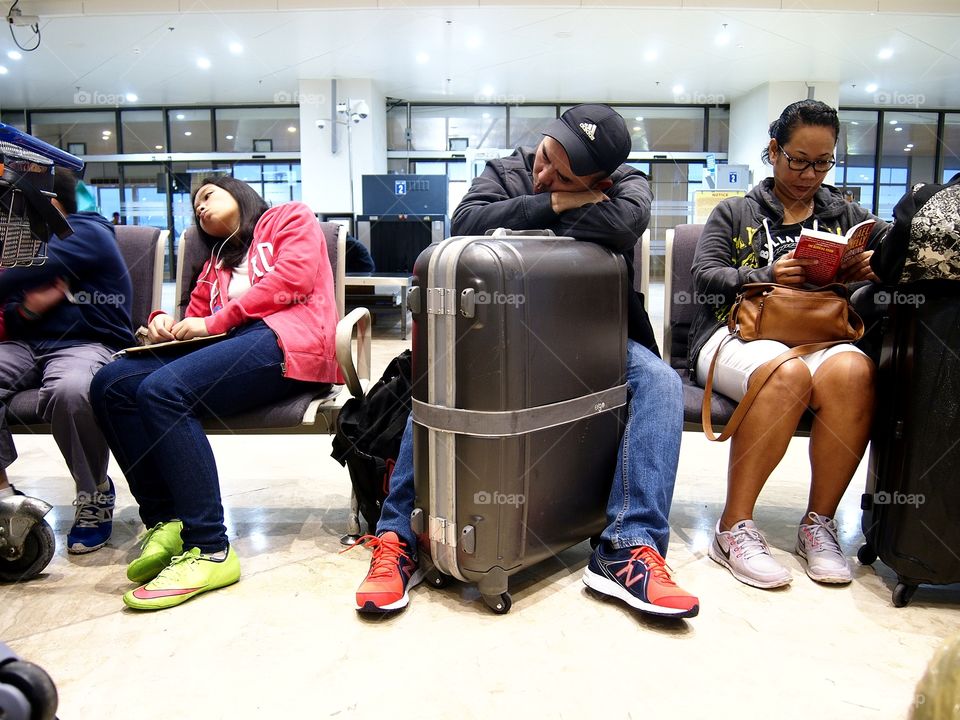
[409,229,628,613]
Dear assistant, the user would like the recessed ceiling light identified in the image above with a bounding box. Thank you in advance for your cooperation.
[125,92,138,103]
[415,52,429,64]
[633,126,641,131]
[904,147,911,151]
[889,119,898,125]
[850,121,860,125]
[184,131,192,136]
[895,126,903,132]
[878,48,893,60]
[102,130,112,136]
[287,126,297,133]
[672,84,684,95]
[644,50,657,62]
[865,83,878,93]
[176,113,185,120]
[481,84,494,97]
[225,135,234,140]
[229,42,243,54]
[466,35,481,49]
[6,51,21,61]
[0,66,8,75]
[715,32,730,46]
[155,145,163,149]
[481,112,490,119]
[906,143,914,148]
[635,116,644,121]
[196,57,211,70]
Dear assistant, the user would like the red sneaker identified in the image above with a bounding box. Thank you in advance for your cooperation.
[583,543,699,618]
[349,532,425,613]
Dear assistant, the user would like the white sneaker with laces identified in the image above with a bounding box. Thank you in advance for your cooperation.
[709,519,793,589]
[796,512,852,584]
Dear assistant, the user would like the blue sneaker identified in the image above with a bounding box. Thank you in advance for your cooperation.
[67,478,115,554]
[583,543,699,618]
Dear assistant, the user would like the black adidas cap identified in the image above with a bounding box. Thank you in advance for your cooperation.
[542,104,632,177]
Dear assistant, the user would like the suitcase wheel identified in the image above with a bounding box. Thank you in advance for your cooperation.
[856,543,877,566]
[892,582,917,608]
[482,592,512,615]
[0,659,59,720]
[425,568,452,589]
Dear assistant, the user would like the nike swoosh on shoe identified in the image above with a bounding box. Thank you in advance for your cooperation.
[132,586,203,599]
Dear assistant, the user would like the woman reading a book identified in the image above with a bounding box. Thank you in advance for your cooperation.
[90,176,341,610]
[688,99,889,591]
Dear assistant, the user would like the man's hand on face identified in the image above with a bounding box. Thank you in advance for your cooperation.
[550,188,609,214]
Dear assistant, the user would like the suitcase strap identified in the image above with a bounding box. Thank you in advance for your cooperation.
[413,384,628,437]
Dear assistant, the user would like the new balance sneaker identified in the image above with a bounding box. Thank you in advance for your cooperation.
[583,543,699,618]
[796,512,852,584]
[709,519,792,589]
[123,546,241,610]
[351,532,425,613]
[66,479,116,554]
[127,520,184,584]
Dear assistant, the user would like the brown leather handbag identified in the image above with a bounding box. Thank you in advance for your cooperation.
[703,282,865,441]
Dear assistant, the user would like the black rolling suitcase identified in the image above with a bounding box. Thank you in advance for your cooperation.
[408,229,627,613]
[859,283,960,607]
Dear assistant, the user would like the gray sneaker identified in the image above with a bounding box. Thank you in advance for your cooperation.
[796,512,852,584]
[709,519,793,589]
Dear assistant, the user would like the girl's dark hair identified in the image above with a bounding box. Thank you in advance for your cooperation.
[191,175,269,267]
[761,99,840,164]
[52,167,79,215]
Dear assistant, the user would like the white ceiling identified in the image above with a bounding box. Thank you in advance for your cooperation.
[2,1,960,111]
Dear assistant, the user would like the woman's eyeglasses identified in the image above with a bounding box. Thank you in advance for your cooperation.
[778,147,836,173]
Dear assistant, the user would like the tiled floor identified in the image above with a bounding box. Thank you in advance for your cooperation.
[1,292,958,719]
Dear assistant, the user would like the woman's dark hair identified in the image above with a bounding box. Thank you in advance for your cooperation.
[52,167,79,215]
[761,99,840,164]
[191,175,269,267]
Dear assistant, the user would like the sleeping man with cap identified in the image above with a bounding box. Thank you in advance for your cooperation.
[350,104,699,620]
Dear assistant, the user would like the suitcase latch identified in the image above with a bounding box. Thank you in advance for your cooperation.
[427,288,456,315]
[429,516,458,547]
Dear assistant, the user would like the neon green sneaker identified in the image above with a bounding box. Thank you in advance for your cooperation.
[127,520,184,584]
[123,546,240,611]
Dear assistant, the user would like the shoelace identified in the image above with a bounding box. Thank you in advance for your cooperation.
[136,522,166,550]
[803,513,843,555]
[728,525,774,561]
[340,534,411,581]
[72,490,114,527]
[154,548,202,582]
[635,546,676,586]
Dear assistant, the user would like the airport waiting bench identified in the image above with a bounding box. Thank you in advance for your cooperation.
[8,221,373,540]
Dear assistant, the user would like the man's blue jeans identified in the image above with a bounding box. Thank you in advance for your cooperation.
[90,321,313,553]
[377,339,683,558]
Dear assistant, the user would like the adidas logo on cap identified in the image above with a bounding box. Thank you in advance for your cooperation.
[579,122,597,142]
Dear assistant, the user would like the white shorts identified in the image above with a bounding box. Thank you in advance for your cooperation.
[695,326,866,402]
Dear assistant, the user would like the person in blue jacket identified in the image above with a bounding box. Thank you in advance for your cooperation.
[0,167,134,553]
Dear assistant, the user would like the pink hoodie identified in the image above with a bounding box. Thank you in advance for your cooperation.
[162,202,342,384]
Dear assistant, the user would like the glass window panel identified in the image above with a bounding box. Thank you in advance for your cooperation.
[1,110,27,131]
[578,106,704,153]
[411,161,447,175]
[387,104,408,151]
[941,113,960,183]
[82,161,121,218]
[216,107,299,152]
[233,164,262,182]
[707,107,729,154]
[121,110,165,153]
[837,110,879,212]
[30,111,118,154]
[387,158,409,174]
[878,111,938,218]
[121,164,168,229]
[167,109,213,152]
[410,106,507,151]
[508,106,557,149]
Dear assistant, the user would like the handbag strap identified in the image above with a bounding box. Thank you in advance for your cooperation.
[702,337,849,442]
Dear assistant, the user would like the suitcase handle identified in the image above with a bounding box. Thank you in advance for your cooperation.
[486,228,556,238]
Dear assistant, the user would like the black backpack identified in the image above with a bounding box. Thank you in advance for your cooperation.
[331,350,411,533]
